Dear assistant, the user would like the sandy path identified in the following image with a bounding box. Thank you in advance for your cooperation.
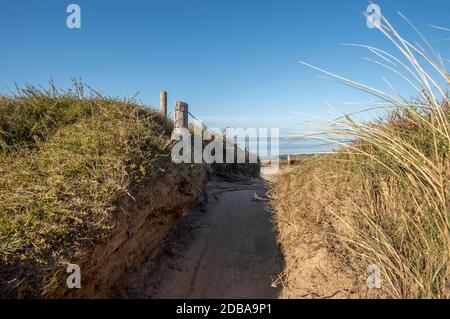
[119,178,283,298]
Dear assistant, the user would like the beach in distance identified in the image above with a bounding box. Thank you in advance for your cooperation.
[235,137,342,158]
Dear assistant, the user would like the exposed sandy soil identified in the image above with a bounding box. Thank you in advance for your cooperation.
[48,166,208,298]
[119,178,284,298]
[266,167,369,299]
[273,225,366,299]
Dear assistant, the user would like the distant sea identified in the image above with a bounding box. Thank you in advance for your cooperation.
[235,137,343,159]
[277,138,338,155]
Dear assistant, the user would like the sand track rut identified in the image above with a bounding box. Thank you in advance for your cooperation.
[119,178,283,299]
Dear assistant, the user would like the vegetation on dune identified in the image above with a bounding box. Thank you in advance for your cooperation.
[0,82,177,297]
[0,82,260,297]
[270,15,449,298]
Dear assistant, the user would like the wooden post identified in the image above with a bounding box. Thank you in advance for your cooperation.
[174,101,188,129]
[287,155,291,166]
[160,90,167,115]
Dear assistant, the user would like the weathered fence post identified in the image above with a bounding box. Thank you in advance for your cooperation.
[160,90,167,115]
[287,155,291,166]
[174,101,188,129]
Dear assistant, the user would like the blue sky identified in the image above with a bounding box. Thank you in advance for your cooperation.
[0,0,449,134]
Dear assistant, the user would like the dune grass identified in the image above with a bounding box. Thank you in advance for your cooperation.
[270,14,449,298]
[0,82,174,296]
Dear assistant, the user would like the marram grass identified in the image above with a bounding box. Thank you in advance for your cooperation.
[270,14,449,298]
